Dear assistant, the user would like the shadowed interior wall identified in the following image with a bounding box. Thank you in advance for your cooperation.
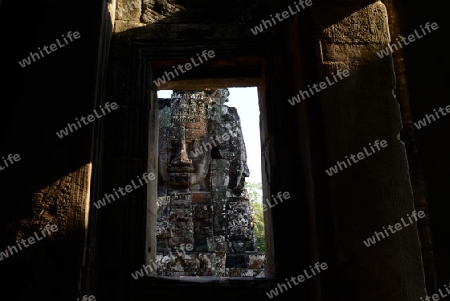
[381,0,449,295]
[0,0,109,300]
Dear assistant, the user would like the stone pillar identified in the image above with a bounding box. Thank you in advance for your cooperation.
[383,0,437,294]
[313,2,427,300]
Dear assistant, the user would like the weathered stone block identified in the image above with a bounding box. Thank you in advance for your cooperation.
[141,0,182,24]
[245,252,265,269]
[213,200,228,236]
[227,201,254,240]
[227,240,256,253]
[156,221,172,238]
[207,236,227,252]
[225,254,246,268]
[157,196,171,224]
[317,2,390,65]
[193,218,213,234]
[192,205,213,218]
[116,0,142,21]
[211,159,230,187]
[318,2,390,45]
[194,252,227,276]
[226,268,242,277]
[191,192,212,204]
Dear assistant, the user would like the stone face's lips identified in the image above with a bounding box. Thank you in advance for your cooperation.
[168,167,194,173]
[168,173,190,188]
[168,173,190,182]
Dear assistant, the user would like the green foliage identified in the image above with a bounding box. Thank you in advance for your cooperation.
[245,181,262,203]
[245,181,265,252]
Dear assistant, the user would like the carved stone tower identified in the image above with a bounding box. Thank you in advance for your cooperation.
[155,89,265,277]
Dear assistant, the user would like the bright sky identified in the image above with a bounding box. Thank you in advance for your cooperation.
[157,87,262,184]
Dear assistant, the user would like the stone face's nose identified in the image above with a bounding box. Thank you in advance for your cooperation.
[171,139,192,167]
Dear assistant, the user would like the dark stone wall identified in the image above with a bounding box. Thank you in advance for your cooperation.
[0,0,110,300]
[383,0,449,294]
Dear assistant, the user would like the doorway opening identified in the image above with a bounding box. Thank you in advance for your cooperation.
[150,87,267,278]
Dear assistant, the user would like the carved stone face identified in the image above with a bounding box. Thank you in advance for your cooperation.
[158,97,211,191]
